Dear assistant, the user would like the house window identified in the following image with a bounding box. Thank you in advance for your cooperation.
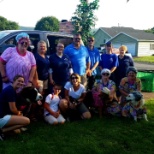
[150,44,154,50]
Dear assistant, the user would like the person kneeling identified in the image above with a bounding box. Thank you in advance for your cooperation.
[44,84,65,125]
[61,73,91,121]
[0,75,30,141]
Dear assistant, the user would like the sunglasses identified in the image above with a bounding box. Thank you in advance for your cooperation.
[71,77,78,80]
[75,38,81,41]
[88,40,94,42]
[102,73,109,76]
[20,41,28,46]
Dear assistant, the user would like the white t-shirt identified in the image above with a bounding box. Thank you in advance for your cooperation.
[64,82,86,99]
[44,94,60,115]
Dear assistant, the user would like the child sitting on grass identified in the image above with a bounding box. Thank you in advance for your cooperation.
[44,84,65,125]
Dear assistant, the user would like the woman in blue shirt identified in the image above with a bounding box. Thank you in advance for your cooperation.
[0,75,30,140]
[115,45,134,98]
[116,45,134,86]
[49,43,73,97]
[34,41,50,95]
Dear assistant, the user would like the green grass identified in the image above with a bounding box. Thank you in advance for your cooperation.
[1,99,154,154]
[133,56,154,63]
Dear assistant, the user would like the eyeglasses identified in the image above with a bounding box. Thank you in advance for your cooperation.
[20,41,28,46]
[71,77,78,80]
[88,40,94,42]
[57,46,64,48]
[102,73,109,76]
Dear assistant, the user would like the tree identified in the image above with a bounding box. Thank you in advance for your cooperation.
[0,16,19,30]
[145,27,154,34]
[71,0,99,44]
[35,16,59,31]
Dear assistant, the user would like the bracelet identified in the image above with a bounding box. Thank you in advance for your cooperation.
[2,76,7,79]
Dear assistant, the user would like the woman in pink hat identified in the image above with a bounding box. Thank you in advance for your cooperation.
[0,32,36,89]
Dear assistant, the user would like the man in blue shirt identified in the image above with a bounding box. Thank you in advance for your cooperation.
[64,33,90,87]
[86,36,100,90]
[99,41,118,81]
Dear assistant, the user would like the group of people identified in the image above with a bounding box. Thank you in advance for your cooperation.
[0,32,141,140]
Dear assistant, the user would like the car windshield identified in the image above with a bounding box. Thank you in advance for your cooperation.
[0,31,11,39]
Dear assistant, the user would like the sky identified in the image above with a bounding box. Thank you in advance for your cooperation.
[0,0,153,30]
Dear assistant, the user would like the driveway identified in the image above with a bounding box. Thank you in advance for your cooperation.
[134,62,154,71]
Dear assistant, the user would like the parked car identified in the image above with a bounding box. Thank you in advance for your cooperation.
[0,30,73,92]
[0,30,73,55]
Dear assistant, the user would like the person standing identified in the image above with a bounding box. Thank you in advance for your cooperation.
[49,43,72,97]
[86,36,100,90]
[116,45,134,86]
[99,41,118,81]
[34,40,50,95]
[0,32,36,89]
[64,33,91,87]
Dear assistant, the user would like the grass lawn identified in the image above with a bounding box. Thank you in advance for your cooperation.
[133,56,154,63]
[0,99,154,154]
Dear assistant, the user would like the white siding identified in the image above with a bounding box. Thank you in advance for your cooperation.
[138,42,154,56]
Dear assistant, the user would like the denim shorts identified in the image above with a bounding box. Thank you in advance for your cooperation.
[0,115,11,128]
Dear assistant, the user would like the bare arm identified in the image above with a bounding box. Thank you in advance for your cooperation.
[29,66,36,82]
[9,102,21,115]
[49,73,54,85]
[0,60,6,77]
[65,89,70,103]
[86,62,91,75]
[110,67,117,73]
[91,62,99,72]
[119,79,129,97]
[44,103,59,118]
[0,60,9,82]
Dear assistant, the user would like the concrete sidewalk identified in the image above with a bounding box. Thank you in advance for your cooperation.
[134,62,154,71]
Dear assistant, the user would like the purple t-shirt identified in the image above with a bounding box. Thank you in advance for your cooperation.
[0,47,36,85]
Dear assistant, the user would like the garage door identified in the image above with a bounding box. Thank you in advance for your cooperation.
[113,43,136,56]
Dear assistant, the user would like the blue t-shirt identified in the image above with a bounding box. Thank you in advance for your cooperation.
[116,55,134,82]
[99,53,119,70]
[87,47,100,75]
[0,85,16,118]
[34,53,50,80]
[49,53,72,85]
[64,44,90,75]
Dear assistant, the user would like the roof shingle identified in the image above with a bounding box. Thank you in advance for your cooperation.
[100,27,154,40]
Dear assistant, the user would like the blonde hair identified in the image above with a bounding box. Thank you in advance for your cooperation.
[119,45,127,52]
[70,73,81,83]
[37,40,47,49]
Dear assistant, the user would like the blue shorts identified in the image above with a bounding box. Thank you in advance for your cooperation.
[0,115,11,128]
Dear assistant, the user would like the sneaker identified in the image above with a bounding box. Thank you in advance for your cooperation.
[13,129,21,134]
[0,129,5,141]
[20,127,28,132]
